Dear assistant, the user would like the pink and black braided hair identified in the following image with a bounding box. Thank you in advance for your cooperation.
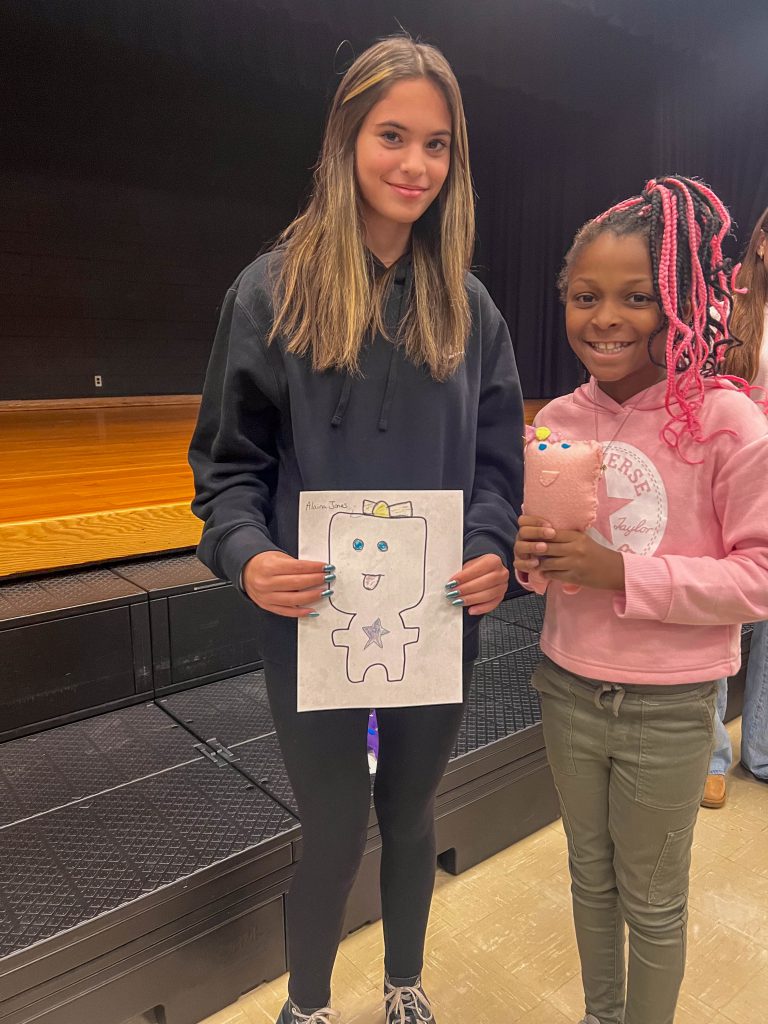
[558,175,756,456]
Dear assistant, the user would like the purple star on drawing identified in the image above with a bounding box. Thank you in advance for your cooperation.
[363,617,390,650]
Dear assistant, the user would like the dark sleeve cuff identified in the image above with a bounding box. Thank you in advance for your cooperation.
[462,532,512,571]
[214,524,282,592]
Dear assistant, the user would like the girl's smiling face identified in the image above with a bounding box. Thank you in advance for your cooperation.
[565,231,666,404]
[354,77,452,235]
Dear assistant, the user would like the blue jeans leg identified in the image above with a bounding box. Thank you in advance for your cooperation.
[708,677,732,775]
[741,621,768,780]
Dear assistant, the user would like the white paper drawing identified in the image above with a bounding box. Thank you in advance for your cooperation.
[298,491,463,711]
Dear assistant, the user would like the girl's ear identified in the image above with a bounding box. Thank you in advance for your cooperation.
[681,297,693,324]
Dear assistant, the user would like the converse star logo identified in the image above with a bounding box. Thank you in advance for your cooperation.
[587,442,667,555]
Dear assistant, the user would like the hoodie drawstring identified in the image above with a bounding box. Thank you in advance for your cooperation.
[377,260,410,432]
[330,374,353,427]
[378,344,399,431]
[330,257,411,431]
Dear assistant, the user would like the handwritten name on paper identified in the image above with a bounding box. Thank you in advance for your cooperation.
[305,500,351,512]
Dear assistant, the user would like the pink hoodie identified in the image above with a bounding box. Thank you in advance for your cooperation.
[521,378,768,684]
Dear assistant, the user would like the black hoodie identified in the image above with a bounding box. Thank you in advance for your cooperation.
[189,250,524,663]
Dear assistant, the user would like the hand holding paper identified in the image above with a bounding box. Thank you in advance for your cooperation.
[447,554,509,615]
[242,550,329,617]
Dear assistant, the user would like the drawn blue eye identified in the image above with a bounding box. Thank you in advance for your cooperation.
[353,538,364,551]
[561,443,571,449]
[538,443,547,451]
[377,541,389,552]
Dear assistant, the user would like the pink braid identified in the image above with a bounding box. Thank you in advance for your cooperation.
[642,178,739,457]
[594,196,644,223]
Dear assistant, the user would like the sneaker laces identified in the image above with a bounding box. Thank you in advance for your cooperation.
[290,1004,340,1024]
[385,979,433,1023]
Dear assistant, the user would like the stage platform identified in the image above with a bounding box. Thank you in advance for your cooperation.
[0,396,549,579]
[0,592,560,1024]
[0,539,751,1024]
[0,398,203,578]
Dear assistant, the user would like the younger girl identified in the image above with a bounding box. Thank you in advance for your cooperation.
[190,36,523,1024]
[513,176,768,1024]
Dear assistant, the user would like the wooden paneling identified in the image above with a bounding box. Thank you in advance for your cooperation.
[0,403,202,577]
[1,398,548,577]
[524,398,549,424]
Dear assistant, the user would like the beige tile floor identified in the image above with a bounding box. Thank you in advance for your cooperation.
[200,718,768,1024]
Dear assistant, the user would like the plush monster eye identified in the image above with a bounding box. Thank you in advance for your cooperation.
[353,538,364,551]
[377,541,389,552]
[561,443,571,449]
[538,443,548,451]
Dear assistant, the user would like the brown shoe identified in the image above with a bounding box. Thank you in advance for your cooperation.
[701,773,726,808]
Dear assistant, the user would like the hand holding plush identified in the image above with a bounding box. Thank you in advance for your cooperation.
[522,427,603,595]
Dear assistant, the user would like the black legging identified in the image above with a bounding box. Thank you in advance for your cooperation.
[264,659,473,1009]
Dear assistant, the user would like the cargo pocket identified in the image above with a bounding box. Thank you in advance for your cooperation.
[648,821,695,905]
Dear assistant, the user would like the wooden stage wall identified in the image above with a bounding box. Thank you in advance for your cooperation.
[0,397,549,578]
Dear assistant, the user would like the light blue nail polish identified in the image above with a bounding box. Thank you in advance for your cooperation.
[308,611,320,618]
[324,573,336,582]
[322,589,333,597]
[324,564,335,572]
[445,589,460,598]
[451,598,464,606]
[445,580,458,589]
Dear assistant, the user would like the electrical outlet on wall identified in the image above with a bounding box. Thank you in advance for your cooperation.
[94,375,103,388]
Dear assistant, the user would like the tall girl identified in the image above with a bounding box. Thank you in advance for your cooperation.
[190,37,523,1024]
[704,204,768,804]
[513,176,768,1024]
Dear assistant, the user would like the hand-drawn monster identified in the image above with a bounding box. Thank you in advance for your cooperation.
[329,499,427,683]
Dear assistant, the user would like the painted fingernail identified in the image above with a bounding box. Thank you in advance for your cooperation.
[324,573,336,582]
[451,598,464,606]
[308,611,320,618]
[445,589,460,598]
[324,564,335,572]
[322,589,333,597]
[445,580,458,589]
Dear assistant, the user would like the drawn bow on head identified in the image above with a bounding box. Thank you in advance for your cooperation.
[362,499,414,518]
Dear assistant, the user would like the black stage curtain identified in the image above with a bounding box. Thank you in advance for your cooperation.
[4,0,768,399]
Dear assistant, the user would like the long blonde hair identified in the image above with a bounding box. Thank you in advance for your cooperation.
[725,206,768,383]
[268,36,475,380]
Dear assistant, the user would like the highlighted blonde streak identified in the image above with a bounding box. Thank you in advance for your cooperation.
[342,70,391,103]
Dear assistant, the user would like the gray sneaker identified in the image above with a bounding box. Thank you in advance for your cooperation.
[276,1000,340,1024]
[384,976,435,1024]
[578,1016,601,1024]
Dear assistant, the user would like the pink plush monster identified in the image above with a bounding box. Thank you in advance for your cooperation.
[522,426,603,595]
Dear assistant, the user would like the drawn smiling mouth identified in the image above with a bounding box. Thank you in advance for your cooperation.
[362,574,384,591]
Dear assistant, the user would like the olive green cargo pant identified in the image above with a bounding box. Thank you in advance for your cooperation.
[532,656,716,1024]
